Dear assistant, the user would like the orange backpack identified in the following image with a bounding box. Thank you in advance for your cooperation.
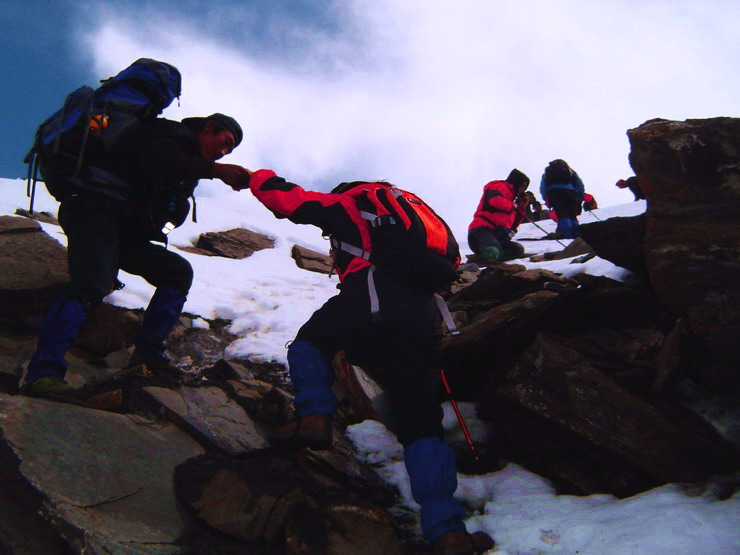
[331,182,460,294]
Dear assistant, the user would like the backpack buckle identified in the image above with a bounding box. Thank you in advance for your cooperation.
[371,214,396,228]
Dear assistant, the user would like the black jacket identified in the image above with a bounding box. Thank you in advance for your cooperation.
[77,118,214,240]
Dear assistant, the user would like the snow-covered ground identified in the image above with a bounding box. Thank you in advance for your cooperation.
[3,177,738,554]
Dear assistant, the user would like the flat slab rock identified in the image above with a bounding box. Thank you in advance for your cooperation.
[291,244,333,274]
[180,228,275,259]
[0,393,204,552]
[0,215,68,292]
[144,385,269,454]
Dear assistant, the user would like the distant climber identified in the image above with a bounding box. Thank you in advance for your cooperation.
[467,169,530,262]
[539,159,586,238]
[616,176,646,201]
[523,191,547,221]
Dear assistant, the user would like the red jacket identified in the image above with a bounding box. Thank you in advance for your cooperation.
[250,170,459,283]
[249,169,374,281]
[468,180,518,232]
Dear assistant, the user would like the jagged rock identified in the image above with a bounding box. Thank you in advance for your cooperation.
[0,333,36,392]
[183,227,275,259]
[228,379,295,426]
[448,265,480,295]
[14,208,59,226]
[448,266,571,307]
[578,215,647,277]
[166,320,238,368]
[228,378,275,401]
[143,385,269,454]
[213,358,256,381]
[627,117,740,392]
[0,215,45,234]
[175,450,401,554]
[75,302,141,356]
[442,272,671,403]
[0,216,68,332]
[333,352,394,431]
[487,334,739,495]
[291,244,333,274]
[0,394,204,553]
[534,273,667,331]
[104,347,135,369]
[528,237,594,262]
[297,446,397,504]
[318,503,403,555]
[441,290,560,399]
[0,482,68,554]
[652,318,688,392]
[444,290,560,352]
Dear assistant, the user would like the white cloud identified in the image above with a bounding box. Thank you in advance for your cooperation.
[77,0,740,233]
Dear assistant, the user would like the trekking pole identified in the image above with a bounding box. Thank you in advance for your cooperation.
[440,369,479,461]
[515,206,566,247]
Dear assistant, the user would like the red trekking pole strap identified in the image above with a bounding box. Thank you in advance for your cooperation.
[440,369,479,461]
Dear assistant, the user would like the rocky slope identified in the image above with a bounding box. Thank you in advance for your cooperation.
[0,117,738,554]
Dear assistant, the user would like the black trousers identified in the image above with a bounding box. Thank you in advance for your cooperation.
[58,193,193,306]
[548,188,581,221]
[295,268,444,445]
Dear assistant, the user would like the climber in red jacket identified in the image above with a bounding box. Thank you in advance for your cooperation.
[467,169,529,262]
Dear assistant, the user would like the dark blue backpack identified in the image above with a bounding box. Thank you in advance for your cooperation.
[25,58,181,209]
[544,159,572,186]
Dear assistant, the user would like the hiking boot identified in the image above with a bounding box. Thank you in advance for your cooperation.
[479,245,502,262]
[268,414,333,450]
[127,351,179,373]
[432,531,495,555]
[27,377,90,406]
[500,241,525,261]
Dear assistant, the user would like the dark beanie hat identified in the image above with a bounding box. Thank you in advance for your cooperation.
[207,113,243,147]
[182,113,243,147]
[506,168,530,189]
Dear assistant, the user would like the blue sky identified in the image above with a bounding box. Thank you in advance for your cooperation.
[0,0,337,178]
[3,0,739,229]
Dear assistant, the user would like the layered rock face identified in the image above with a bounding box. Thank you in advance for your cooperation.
[628,118,740,393]
[0,216,68,332]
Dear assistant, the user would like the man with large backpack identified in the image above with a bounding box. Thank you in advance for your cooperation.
[539,159,586,238]
[467,169,530,263]
[24,61,251,398]
[246,169,495,554]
